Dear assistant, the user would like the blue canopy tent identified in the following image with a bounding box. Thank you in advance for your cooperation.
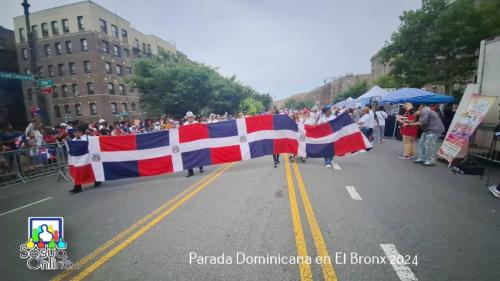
[407,94,455,104]
[381,88,456,138]
[380,88,435,104]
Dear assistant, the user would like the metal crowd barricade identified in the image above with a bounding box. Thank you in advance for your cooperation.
[0,142,71,186]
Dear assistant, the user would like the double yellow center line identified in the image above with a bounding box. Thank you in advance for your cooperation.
[284,156,338,281]
[52,163,234,281]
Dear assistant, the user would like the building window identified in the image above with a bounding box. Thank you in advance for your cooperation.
[41,23,49,38]
[102,40,109,53]
[123,48,129,57]
[77,16,85,31]
[44,44,51,56]
[83,61,91,73]
[75,104,82,116]
[48,65,55,77]
[87,82,95,95]
[38,67,44,78]
[64,105,71,114]
[108,83,115,95]
[119,84,125,95]
[116,65,122,76]
[131,102,136,111]
[62,19,69,33]
[21,48,28,60]
[80,38,88,52]
[27,88,33,101]
[52,86,58,98]
[105,62,112,74]
[121,29,128,42]
[65,41,73,53]
[147,44,151,55]
[57,64,65,76]
[121,103,128,112]
[31,25,38,38]
[99,19,107,33]
[90,103,97,115]
[19,28,25,42]
[113,45,120,57]
[111,103,117,114]
[134,38,139,49]
[69,62,76,75]
[126,67,132,75]
[111,24,118,38]
[72,83,79,96]
[51,21,59,36]
[62,85,68,97]
[54,105,61,118]
[142,42,146,54]
[55,42,62,55]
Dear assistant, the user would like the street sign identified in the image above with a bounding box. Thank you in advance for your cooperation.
[0,71,33,81]
[41,87,53,94]
[38,79,53,87]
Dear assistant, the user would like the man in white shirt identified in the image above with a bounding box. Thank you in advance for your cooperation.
[357,106,376,141]
[207,113,218,123]
[317,107,335,168]
[374,105,388,143]
[69,126,101,193]
[184,111,204,177]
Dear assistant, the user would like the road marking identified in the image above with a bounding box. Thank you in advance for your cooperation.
[380,244,418,281]
[332,163,341,170]
[284,156,313,281]
[71,163,235,281]
[0,196,52,217]
[291,159,338,281]
[345,186,362,200]
[51,164,229,281]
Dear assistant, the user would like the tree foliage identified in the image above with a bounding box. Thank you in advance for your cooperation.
[283,99,314,110]
[239,97,264,115]
[128,52,273,117]
[373,74,402,89]
[380,0,500,92]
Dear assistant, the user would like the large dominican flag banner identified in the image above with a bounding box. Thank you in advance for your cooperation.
[67,112,371,184]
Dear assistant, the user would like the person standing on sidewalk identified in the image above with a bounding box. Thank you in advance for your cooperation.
[374,105,388,143]
[409,105,445,166]
[398,102,418,159]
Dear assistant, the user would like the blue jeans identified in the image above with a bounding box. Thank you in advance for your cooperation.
[416,132,440,163]
[324,156,333,166]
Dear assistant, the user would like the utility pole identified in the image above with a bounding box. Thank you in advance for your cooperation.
[22,0,37,80]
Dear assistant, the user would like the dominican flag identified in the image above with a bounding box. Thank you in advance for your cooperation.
[67,112,371,184]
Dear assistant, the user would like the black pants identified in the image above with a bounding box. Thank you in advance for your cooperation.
[273,154,280,162]
[188,167,203,173]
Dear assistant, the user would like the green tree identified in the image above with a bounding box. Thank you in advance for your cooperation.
[239,97,264,115]
[380,0,500,93]
[284,99,298,109]
[373,75,402,89]
[129,51,272,117]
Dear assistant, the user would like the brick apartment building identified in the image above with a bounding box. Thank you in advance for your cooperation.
[13,1,177,125]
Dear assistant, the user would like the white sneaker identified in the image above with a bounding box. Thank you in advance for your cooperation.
[326,164,332,168]
[488,185,500,198]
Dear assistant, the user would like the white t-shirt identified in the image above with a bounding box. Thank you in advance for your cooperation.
[317,114,334,125]
[358,111,375,129]
[375,111,388,126]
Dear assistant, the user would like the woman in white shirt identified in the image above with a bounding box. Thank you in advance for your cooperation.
[357,107,375,141]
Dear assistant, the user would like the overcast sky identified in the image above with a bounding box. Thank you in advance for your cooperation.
[1,0,421,99]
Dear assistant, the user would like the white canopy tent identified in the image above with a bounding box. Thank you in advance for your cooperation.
[356,85,390,101]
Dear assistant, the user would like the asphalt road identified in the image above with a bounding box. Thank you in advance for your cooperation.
[0,139,499,281]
